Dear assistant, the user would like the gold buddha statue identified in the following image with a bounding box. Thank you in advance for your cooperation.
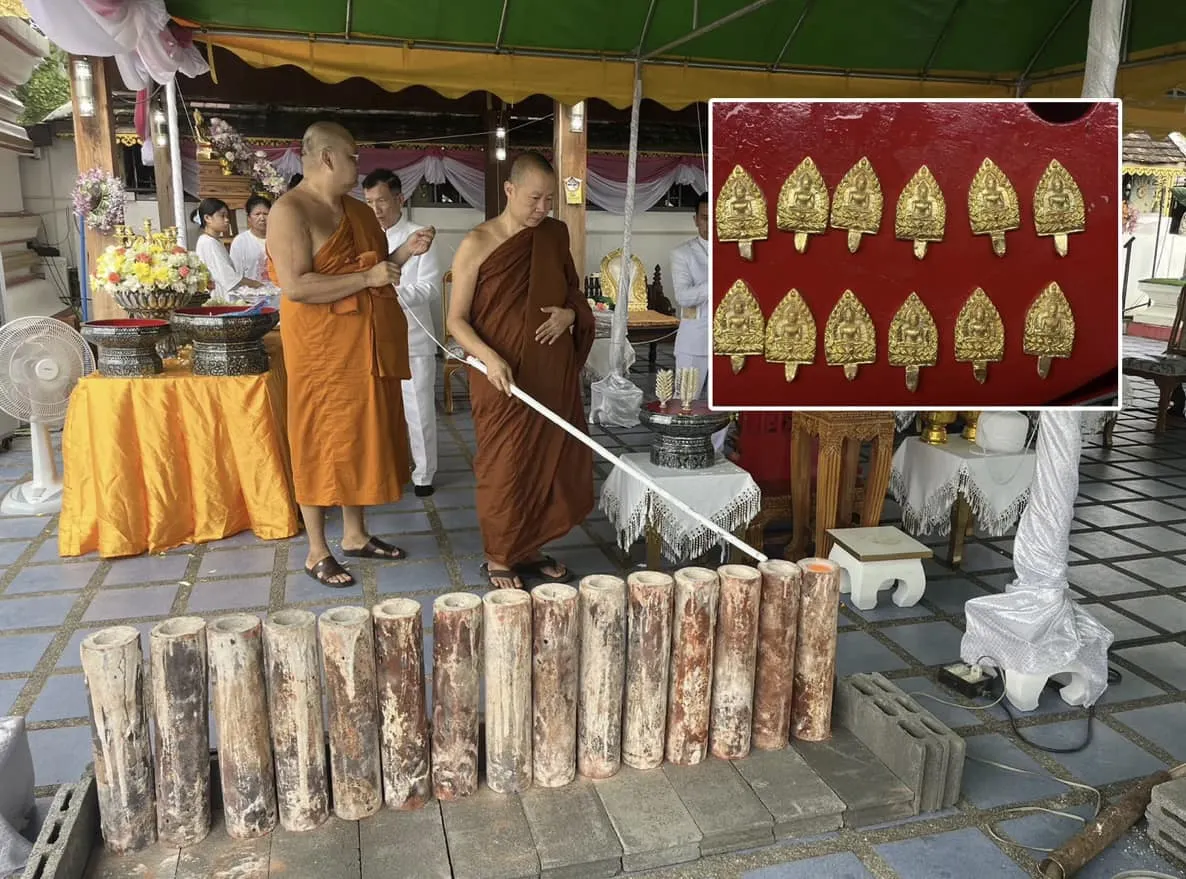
[599,249,648,312]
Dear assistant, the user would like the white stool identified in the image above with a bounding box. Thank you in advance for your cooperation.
[827,526,933,611]
[1002,661,1091,712]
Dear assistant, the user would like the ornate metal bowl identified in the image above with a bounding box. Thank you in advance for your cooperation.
[638,400,732,470]
[170,306,279,376]
[113,287,193,316]
[81,319,171,377]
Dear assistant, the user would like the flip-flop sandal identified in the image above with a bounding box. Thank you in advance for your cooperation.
[342,537,408,560]
[515,555,573,584]
[305,555,356,588]
[480,562,524,590]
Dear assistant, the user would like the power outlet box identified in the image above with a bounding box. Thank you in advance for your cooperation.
[937,662,995,700]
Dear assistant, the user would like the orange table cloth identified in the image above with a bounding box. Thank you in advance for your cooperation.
[59,333,299,558]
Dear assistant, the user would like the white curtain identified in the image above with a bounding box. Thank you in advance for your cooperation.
[23,0,208,90]
[586,162,706,215]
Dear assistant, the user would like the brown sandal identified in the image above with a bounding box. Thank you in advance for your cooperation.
[305,555,356,588]
[342,537,407,560]
[480,563,524,590]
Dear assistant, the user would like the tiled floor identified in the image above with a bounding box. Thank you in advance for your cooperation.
[2,355,1185,878]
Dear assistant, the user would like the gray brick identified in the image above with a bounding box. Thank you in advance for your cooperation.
[272,817,360,879]
[1146,799,1186,850]
[21,769,103,879]
[442,788,540,879]
[793,728,916,827]
[731,747,846,839]
[360,802,451,879]
[663,759,773,856]
[1151,777,1186,823]
[520,779,621,878]
[1148,821,1186,864]
[172,813,270,879]
[593,766,701,872]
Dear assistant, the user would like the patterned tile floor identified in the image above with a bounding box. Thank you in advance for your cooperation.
[2,354,1185,878]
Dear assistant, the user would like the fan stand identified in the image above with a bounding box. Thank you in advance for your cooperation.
[1,421,62,516]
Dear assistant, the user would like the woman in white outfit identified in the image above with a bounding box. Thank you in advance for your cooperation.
[229,195,271,282]
[192,198,263,301]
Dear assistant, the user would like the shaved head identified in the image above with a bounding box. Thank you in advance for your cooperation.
[299,121,360,196]
[302,121,355,163]
[510,151,555,185]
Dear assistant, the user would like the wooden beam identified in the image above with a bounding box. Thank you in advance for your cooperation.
[70,55,121,321]
[483,96,507,220]
[552,101,588,279]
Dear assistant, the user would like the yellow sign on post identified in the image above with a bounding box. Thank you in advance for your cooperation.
[564,176,584,205]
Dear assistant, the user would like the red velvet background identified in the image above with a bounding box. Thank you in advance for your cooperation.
[708,101,1120,409]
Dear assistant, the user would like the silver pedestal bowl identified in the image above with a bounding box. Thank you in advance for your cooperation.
[638,400,731,470]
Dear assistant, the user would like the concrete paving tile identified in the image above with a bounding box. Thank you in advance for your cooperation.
[1116,524,1186,554]
[436,508,480,531]
[103,553,191,586]
[0,593,77,629]
[367,510,434,535]
[1068,563,1156,597]
[429,488,476,509]
[1116,642,1186,689]
[27,725,93,786]
[0,632,54,672]
[920,577,990,616]
[1113,703,1186,761]
[0,677,25,713]
[284,570,364,602]
[1068,531,1150,561]
[26,673,88,722]
[594,765,701,872]
[1077,483,1144,503]
[1116,555,1186,588]
[1024,720,1167,786]
[520,778,622,878]
[186,576,272,612]
[374,560,453,594]
[742,852,875,878]
[1073,506,1146,529]
[954,543,1013,573]
[835,631,909,677]
[792,729,915,827]
[880,621,965,667]
[731,748,845,840]
[1085,604,1158,641]
[1080,463,1143,481]
[441,787,540,879]
[271,816,359,878]
[200,546,276,577]
[0,517,50,540]
[664,759,773,855]
[447,529,486,557]
[6,561,99,594]
[82,584,177,621]
[359,801,451,879]
[960,734,1069,808]
[173,813,270,879]
[874,828,1028,878]
[1116,500,1186,523]
[1114,595,1186,634]
[840,594,932,623]
[0,540,31,565]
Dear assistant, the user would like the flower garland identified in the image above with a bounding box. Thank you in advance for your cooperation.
[92,233,211,302]
[204,114,286,199]
[71,169,126,236]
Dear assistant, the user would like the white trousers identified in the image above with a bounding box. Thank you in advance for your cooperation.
[674,351,726,453]
[403,354,438,486]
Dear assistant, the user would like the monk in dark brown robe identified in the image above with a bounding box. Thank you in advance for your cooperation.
[267,121,434,587]
[448,151,595,589]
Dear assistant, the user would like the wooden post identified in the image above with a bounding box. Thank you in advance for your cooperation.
[319,606,382,820]
[666,567,720,766]
[432,593,482,800]
[552,101,588,278]
[152,137,175,234]
[373,599,430,810]
[791,558,843,742]
[149,617,210,847]
[263,609,329,831]
[710,565,762,760]
[208,614,277,839]
[483,94,507,220]
[531,584,579,788]
[577,574,627,779]
[69,56,122,321]
[622,571,674,770]
[80,626,156,853]
[483,590,533,793]
[752,560,802,751]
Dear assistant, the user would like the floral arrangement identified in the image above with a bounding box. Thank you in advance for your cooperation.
[71,169,126,235]
[586,297,611,313]
[1122,201,1140,235]
[91,225,212,302]
[201,112,286,198]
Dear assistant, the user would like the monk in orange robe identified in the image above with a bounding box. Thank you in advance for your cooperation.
[448,151,595,589]
[267,121,435,587]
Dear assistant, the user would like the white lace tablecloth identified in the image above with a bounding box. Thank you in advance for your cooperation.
[889,436,1036,538]
[600,452,761,564]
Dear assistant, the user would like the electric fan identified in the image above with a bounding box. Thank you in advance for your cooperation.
[0,316,95,516]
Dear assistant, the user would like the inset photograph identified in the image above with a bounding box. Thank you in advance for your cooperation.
[707,99,1121,410]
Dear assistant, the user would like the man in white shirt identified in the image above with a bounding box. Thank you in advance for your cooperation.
[671,192,709,397]
[363,169,443,497]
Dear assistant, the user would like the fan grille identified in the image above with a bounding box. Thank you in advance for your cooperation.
[0,317,95,423]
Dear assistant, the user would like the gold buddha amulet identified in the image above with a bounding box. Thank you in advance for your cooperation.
[1023,281,1075,378]
[830,157,882,253]
[954,288,1005,383]
[715,165,768,261]
[777,157,830,253]
[888,293,938,392]
[968,158,1020,257]
[895,165,946,259]
[824,289,876,380]
[713,279,766,374]
[1033,160,1085,257]
[764,289,816,381]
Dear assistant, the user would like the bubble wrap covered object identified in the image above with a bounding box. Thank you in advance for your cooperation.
[0,716,34,876]
[961,410,1114,707]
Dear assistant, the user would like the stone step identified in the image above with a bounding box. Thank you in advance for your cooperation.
[792,728,917,828]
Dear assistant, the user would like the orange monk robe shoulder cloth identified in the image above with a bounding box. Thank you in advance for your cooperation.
[268,195,412,507]
[469,217,596,567]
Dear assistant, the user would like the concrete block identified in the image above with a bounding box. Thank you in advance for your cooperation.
[1150,777,1186,823]
[792,728,916,828]
[1147,821,1186,865]
[21,769,101,879]
[1145,798,1186,847]
[663,759,773,856]
[271,816,360,879]
[172,813,270,879]
[593,766,701,872]
[731,747,846,839]
[442,787,540,879]
[520,778,622,878]
[360,801,451,879]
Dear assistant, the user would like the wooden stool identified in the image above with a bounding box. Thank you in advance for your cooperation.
[827,526,932,611]
[789,411,895,560]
